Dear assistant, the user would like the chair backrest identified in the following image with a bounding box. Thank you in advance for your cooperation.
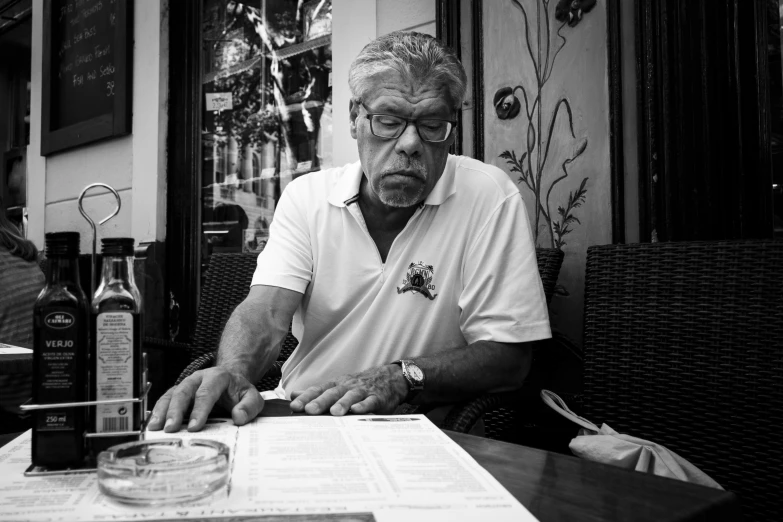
[583,240,782,521]
[189,252,300,363]
[535,248,564,304]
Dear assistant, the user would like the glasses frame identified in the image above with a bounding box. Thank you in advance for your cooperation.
[360,103,457,143]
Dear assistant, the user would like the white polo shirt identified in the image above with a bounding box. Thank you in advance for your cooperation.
[251,154,551,398]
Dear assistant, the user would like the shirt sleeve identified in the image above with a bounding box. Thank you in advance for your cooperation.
[459,194,552,344]
[251,181,313,293]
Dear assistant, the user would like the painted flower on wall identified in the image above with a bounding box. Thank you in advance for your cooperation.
[496,0,595,251]
[555,0,597,27]
[494,87,521,120]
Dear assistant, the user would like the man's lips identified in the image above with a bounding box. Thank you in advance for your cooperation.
[383,171,425,182]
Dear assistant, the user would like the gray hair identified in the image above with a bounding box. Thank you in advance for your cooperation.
[348,31,467,112]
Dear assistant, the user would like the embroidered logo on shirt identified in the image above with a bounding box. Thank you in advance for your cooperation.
[397,262,438,300]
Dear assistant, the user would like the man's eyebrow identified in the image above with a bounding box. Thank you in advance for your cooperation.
[368,104,452,119]
[365,102,399,113]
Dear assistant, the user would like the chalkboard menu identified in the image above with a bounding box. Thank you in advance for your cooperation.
[41,0,132,155]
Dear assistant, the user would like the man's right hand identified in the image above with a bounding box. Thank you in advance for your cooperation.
[147,367,264,432]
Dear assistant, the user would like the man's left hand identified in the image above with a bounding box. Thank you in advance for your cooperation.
[289,364,409,415]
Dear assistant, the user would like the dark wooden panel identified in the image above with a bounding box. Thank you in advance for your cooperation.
[436,0,463,156]
[607,0,625,243]
[471,0,483,162]
[636,0,773,241]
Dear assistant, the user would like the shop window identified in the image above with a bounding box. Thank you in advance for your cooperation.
[200,0,332,262]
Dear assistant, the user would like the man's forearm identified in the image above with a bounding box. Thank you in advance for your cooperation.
[403,341,535,405]
[214,305,280,383]
[215,285,302,384]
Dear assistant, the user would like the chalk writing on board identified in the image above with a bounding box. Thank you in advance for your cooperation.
[42,0,130,155]
[53,0,118,128]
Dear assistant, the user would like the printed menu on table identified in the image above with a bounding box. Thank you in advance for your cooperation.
[0,415,538,522]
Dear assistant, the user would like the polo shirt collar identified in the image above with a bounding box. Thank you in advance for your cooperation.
[422,154,456,206]
[327,155,457,208]
[328,161,364,207]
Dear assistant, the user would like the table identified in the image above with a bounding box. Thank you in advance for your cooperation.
[0,342,32,374]
[0,341,33,434]
[0,427,740,522]
[446,431,741,522]
[0,352,32,374]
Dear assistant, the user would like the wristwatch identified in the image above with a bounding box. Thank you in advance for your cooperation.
[393,359,425,402]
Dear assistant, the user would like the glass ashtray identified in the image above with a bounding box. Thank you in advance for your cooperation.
[97,438,230,505]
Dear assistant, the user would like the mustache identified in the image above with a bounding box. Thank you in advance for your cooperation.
[380,157,427,181]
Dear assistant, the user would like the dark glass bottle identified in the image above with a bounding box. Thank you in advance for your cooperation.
[32,232,88,469]
[89,238,143,457]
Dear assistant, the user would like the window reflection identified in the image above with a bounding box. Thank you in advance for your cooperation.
[201,0,332,263]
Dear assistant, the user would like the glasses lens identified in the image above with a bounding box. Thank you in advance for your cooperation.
[418,120,452,142]
[368,114,453,142]
[370,115,406,138]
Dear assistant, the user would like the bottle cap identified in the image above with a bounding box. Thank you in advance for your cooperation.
[44,232,80,257]
[101,237,135,256]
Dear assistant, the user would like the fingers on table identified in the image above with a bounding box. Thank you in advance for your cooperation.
[330,389,368,416]
[159,373,202,432]
[186,370,231,432]
[147,387,174,430]
[292,385,374,416]
[290,384,339,414]
[231,385,264,425]
[349,395,381,415]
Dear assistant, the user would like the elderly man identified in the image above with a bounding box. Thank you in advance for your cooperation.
[149,31,550,433]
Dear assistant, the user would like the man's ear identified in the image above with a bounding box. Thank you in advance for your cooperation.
[349,100,359,140]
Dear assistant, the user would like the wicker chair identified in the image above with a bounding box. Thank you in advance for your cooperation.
[174,249,564,413]
[581,240,782,522]
[173,252,299,392]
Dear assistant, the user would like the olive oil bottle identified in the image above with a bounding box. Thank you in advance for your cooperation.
[32,232,89,468]
[89,238,143,457]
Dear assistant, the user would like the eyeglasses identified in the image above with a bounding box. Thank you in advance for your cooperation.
[361,103,456,143]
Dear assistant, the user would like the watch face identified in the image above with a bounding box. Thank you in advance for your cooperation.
[407,364,424,383]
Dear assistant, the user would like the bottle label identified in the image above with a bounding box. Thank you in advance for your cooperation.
[95,312,134,433]
[37,311,80,432]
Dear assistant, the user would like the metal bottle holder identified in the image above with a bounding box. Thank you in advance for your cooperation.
[20,183,152,476]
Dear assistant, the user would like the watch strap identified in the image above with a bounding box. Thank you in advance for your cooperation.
[393,359,424,403]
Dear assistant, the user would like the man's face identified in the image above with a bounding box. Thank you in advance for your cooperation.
[350,70,456,209]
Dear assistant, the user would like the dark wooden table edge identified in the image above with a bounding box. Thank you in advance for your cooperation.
[0,353,33,374]
[442,430,742,522]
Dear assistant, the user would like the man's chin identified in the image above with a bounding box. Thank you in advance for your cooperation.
[378,191,422,208]
[377,179,425,208]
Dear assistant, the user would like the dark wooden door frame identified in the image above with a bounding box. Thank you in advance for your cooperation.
[606,0,625,243]
[166,0,202,342]
[449,0,626,243]
[436,0,463,156]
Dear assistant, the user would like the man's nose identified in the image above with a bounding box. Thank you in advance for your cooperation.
[394,121,424,156]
